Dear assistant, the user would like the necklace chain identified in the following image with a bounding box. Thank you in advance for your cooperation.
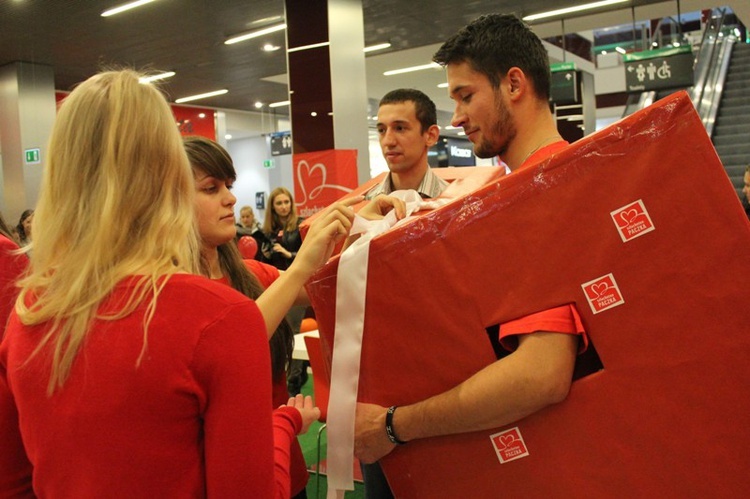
[521,135,562,165]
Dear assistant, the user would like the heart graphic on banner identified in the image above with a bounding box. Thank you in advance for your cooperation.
[296,159,352,205]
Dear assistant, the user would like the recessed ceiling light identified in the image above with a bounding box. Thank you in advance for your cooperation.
[175,89,228,103]
[287,41,330,53]
[254,101,264,109]
[364,43,391,53]
[523,0,628,22]
[101,0,157,17]
[138,71,175,83]
[383,62,441,76]
[225,23,286,45]
[225,134,233,140]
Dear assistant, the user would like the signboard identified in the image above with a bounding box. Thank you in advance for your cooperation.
[624,46,694,92]
[550,70,579,105]
[293,149,358,217]
[24,148,41,164]
[270,131,292,156]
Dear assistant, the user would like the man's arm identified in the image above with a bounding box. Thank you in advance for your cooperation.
[354,331,578,463]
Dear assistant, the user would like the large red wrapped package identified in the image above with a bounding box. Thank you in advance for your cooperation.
[306,91,750,497]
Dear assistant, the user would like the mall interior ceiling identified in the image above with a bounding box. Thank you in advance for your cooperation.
[0,0,741,132]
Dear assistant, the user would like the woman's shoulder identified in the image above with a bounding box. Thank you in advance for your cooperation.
[242,259,279,288]
[163,274,250,306]
[0,234,19,250]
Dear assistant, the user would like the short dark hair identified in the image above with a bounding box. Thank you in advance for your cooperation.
[433,14,551,100]
[379,88,437,133]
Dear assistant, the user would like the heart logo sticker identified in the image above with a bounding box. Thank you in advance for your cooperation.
[611,199,655,242]
[581,273,625,314]
[490,427,530,464]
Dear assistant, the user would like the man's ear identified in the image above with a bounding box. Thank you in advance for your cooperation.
[425,124,440,146]
[506,67,527,101]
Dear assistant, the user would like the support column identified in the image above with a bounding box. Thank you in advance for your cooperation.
[284,0,370,184]
[0,62,56,221]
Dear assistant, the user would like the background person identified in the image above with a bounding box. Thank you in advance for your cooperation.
[361,87,449,498]
[0,212,27,337]
[236,205,264,260]
[0,69,327,498]
[262,186,309,395]
[15,210,33,247]
[354,15,587,483]
[367,88,447,200]
[262,187,303,271]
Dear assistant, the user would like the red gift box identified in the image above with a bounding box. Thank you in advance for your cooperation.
[306,91,750,497]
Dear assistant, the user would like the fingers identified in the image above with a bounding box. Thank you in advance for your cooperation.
[374,195,406,219]
[340,195,365,207]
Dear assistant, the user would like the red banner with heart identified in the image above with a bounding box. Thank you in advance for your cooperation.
[293,149,358,218]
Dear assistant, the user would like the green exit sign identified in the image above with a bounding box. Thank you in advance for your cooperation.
[25,148,41,164]
[263,159,275,169]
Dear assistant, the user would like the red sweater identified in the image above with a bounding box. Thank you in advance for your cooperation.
[0,274,301,498]
[220,259,310,496]
[0,235,27,336]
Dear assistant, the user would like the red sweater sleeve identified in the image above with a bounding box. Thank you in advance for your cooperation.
[244,259,280,289]
[0,337,34,498]
[0,236,27,338]
[190,300,300,498]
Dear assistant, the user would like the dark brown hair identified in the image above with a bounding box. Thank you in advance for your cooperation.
[184,136,293,381]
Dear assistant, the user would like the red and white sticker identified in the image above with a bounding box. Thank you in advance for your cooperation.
[610,199,655,242]
[490,427,530,464]
[581,273,625,314]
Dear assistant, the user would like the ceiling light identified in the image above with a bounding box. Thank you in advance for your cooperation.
[138,71,175,83]
[225,134,233,140]
[101,0,156,17]
[437,82,449,88]
[263,43,281,52]
[287,41,330,53]
[175,89,228,103]
[198,113,206,118]
[364,43,391,53]
[384,62,441,76]
[254,101,264,109]
[523,0,628,22]
[269,100,290,108]
[615,46,626,54]
[225,23,286,45]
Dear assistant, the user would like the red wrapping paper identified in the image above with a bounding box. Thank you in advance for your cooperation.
[306,91,750,497]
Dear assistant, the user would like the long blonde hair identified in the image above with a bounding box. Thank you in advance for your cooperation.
[16,69,200,393]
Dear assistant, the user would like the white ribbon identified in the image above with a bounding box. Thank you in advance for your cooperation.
[326,190,425,498]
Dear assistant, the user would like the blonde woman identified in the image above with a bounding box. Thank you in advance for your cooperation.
[0,70,353,497]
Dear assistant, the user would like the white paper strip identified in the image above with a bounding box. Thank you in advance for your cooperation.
[326,190,423,498]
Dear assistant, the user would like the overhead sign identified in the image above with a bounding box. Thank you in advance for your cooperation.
[623,46,694,92]
[270,131,292,156]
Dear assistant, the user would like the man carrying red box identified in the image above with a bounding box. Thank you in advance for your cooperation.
[354,12,587,475]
